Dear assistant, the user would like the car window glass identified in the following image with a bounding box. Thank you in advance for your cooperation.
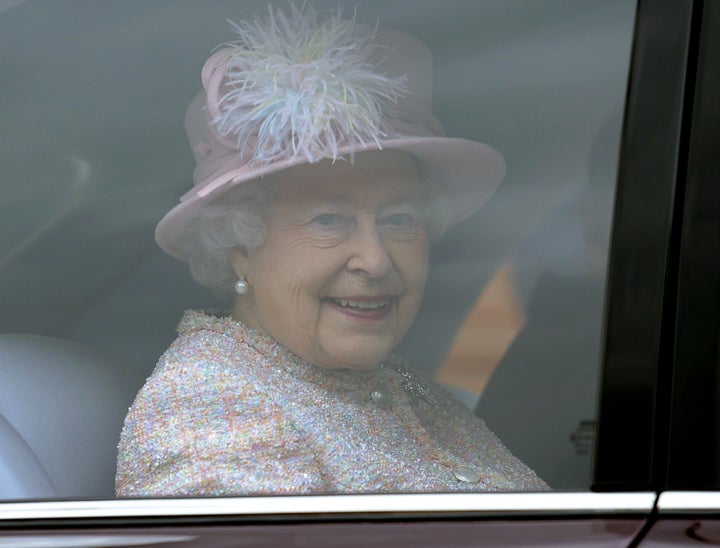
[0,0,636,499]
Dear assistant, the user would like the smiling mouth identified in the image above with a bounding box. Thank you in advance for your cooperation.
[332,298,391,310]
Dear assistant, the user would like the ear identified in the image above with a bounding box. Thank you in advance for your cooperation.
[229,247,251,279]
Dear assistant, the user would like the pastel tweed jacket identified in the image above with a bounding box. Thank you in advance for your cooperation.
[116,310,547,496]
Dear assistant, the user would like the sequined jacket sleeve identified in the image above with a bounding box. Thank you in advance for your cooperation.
[115,333,329,497]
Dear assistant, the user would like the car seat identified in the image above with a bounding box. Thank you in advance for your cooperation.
[0,334,145,499]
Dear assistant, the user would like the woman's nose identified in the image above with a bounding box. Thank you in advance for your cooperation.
[346,218,392,278]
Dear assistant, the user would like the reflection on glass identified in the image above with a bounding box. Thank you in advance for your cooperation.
[0,0,635,500]
[117,3,548,496]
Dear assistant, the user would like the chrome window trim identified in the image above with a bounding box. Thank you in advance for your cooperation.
[0,535,198,547]
[657,491,720,513]
[0,493,656,521]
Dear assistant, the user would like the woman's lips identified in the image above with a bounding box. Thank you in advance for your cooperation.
[325,296,394,321]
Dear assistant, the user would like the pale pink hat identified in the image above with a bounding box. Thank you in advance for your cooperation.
[156,5,505,261]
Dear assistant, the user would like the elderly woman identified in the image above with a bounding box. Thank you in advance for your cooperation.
[116,4,547,496]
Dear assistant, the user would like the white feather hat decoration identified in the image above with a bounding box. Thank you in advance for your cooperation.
[209,3,408,165]
[156,2,506,261]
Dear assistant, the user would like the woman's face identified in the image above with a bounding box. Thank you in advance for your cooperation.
[231,151,430,370]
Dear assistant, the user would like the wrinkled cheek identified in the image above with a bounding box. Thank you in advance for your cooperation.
[396,296,421,335]
[277,285,313,332]
[411,241,430,286]
[405,239,430,293]
[286,282,324,349]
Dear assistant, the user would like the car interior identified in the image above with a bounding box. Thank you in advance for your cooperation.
[0,0,636,499]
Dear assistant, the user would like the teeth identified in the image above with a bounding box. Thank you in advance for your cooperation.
[334,298,390,309]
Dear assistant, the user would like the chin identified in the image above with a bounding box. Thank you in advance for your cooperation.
[341,360,383,372]
[319,337,396,371]
[333,348,390,371]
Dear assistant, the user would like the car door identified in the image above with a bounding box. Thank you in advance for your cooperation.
[1,0,712,546]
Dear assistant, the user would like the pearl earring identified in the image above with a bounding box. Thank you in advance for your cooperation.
[234,277,249,295]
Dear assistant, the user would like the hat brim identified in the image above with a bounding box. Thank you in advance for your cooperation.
[155,136,505,261]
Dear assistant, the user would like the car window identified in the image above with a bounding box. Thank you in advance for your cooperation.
[0,0,636,500]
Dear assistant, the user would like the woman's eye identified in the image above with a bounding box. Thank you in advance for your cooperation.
[381,213,417,229]
[310,213,348,227]
[313,213,343,226]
